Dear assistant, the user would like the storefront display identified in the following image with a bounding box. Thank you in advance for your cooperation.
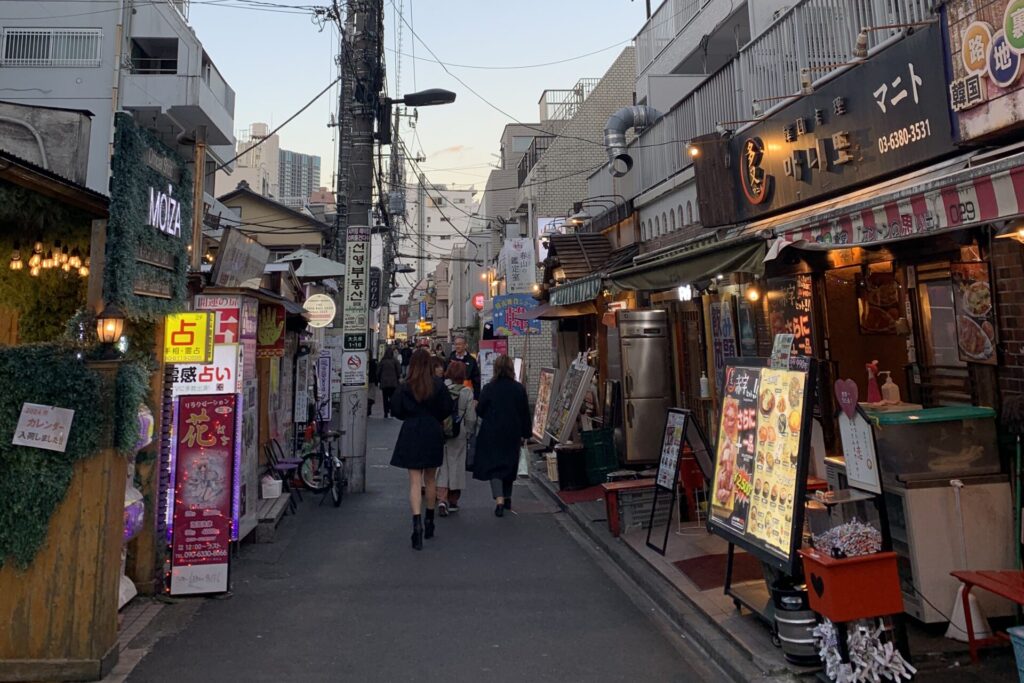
[532,367,559,443]
[950,261,997,365]
[709,358,816,572]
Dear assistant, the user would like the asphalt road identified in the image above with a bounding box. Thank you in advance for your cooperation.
[125,417,727,682]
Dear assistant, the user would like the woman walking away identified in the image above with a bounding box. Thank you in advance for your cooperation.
[472,355,531,517]
[391,348,454,549]
[377,347,402,418]
[438,362,475,517]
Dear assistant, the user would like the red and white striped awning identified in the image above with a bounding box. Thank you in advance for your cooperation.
[753,152,1024,259]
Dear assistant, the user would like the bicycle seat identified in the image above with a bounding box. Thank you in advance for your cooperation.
[323,430,345,440]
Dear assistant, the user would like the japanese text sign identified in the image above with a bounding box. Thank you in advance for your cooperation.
[694,24,955,228]
[256,304,285,358]
[315,351,332,420]
[170,394,236,595]
[342,225,370,350]
[171,344,240,396]
[500,238,536,293]
[12,402,74,453]
[493,294,542,336]
[164,312,214,363]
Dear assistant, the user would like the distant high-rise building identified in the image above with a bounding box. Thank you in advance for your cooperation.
[278,149,321,208]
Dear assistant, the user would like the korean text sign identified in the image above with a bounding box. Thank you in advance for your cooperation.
[164,312,214,363]
[342,225,371,350]
[493,294,542,336]
[170,394,237,595]
[12,403,74,453]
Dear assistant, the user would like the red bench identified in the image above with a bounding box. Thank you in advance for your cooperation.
[601,479,657,537]
[950,570,1024,663]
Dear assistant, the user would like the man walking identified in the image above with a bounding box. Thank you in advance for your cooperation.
[445,335,481,399]
[399,340,413,379]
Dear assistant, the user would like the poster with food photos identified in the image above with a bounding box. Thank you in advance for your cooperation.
[950,262,996,365]
[709,359,814,571]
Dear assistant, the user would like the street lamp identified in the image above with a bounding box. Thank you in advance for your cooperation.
[377,89,457,144]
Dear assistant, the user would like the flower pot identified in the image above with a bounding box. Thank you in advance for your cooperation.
[799,549,903,623]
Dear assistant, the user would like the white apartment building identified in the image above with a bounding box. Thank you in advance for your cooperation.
[0,0,235,196]
[278,149,321,209]
[215,122,279,197]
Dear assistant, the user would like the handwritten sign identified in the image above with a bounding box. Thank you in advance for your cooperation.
[835,380,881,494]
[493,293,542,336]
[767,275,814,357]
[12,403,74,452]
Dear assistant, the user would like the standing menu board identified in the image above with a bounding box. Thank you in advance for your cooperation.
[647,408,712,556]
[545,355,595,444]
[532,367,559,443]
[767,274,814,357]
[709,358,816,573]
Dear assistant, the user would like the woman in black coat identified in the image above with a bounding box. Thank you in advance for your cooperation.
[472,355,531,517]
[391,348,454,549]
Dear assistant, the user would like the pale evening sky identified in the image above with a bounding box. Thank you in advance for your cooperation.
[190,0,649,192]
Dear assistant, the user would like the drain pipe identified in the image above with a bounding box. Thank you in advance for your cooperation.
[604,105,661,177]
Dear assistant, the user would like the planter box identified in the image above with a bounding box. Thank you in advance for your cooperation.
[799,549,903,623]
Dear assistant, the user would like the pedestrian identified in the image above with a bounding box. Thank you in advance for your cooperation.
[377,346,402,418]
[446,335,481,398]
[438,361,475,516]
[390,348,454,550]
[431,355,445,379]
[434,343,447,363]
[399,341,413,378]
[472,354,531,517]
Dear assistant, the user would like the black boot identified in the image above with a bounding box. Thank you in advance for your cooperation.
[494,504,504,518]
[503,498,512,511]
[424,508,435,539]
[411,515,423,550]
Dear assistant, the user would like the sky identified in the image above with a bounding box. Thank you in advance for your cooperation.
[189,0,650,191]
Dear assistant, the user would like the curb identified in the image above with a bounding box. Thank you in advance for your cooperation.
[530,467,796,682]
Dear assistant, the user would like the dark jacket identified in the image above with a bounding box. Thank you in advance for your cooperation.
[447,352,481,398]
[400,347,413,367]
[377,357,402,389]
[390,378,453,470]
[472,376,531,482]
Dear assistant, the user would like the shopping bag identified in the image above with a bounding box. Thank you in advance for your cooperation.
[517,445,529,477]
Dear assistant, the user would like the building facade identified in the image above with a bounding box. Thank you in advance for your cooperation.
[278,149,321,209]
[216,122,280,198]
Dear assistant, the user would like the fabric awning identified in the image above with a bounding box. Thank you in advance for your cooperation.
[550,273,603,306]
[749,152,1024,258]
[608,235,766,292]
[521,302,597,320]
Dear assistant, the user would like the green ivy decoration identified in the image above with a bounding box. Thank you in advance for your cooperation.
[115,360,152,456]
[0,344,104,568]
[105,112,192,320]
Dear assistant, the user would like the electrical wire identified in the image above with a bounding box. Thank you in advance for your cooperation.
[17,0,321,19]
[383,37,630,71]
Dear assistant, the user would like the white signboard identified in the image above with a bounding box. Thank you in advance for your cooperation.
[479,348,500,386]
[325,332,344,394]
[304,293,337,328]
[171,344,240,396]
[315,351,332,421]
[501,238,536,293]
[12,402,74,452]
[342,225,371,350]
[837,409,882,494]
[341,351,368,387]
[294,354,310,421]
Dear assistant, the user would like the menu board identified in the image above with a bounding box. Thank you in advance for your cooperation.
[532,367,559,443]
[545,355,595,443]
[767,275,814,357]
[656,409,689,490]
[951,262,996,365]
[709,358,815,572]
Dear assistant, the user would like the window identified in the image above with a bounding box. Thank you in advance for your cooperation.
[426,216,431,223]
[1,28,102,67]
[654,216,660,236]
[455,198,466,204]
[678,204,684,227]
[440,235,452,240]
[662,213,668,235]
[511,136,533,152]
[686,201,693,225]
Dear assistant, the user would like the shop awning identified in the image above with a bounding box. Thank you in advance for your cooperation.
[547,234,613,281]
[750,151,1024,258]
[550,273,603,306]
[608,234,766,292]
[521,301,597,320]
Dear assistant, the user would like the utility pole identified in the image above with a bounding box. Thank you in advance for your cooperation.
[380,104,403,339]
[336,0,383,494]
[416,172,426,283]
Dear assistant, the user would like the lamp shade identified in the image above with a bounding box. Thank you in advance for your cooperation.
[96,304,126,344]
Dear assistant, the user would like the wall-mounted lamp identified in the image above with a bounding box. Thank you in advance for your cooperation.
[677,284,693,302]
[853,21,934,58]
[96,303,126,346]
[996,219,1024,245]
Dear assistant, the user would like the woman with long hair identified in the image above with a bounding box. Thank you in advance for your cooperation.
[377,346,402,418]
[438,361,475,516]
[391,348,454,549]
[472,355,531,517]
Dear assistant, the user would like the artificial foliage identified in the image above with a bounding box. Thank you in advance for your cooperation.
[115,358,153,456]
[0,344,103,568]
[105,112,192,319]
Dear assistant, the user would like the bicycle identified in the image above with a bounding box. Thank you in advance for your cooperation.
[298,406,347,507]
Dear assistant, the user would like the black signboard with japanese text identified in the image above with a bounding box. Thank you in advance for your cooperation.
[766,275,814,357]
[709,358,817,574]
[694,23,956,228]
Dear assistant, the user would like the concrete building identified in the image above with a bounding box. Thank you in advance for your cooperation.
[217,183,327,260]
[215,122,279,198]
[278,149,321,209]
[0,0,235,195]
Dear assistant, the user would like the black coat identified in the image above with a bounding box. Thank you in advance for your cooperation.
[472,377,531,482]
[390,378,453,470]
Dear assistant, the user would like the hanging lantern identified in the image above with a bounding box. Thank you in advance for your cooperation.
[42,250,54,269]
[79,256,90,278]
[9,241,22,271]
[29,266,40,277]
[60,245,69,265]
[96,304,126,345]
[69,248,82,269]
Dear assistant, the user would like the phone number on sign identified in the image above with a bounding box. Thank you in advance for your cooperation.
[877,119,932,155]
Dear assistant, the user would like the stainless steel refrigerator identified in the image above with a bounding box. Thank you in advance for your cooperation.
[618,310,672,463]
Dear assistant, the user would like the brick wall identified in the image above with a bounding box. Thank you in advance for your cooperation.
[505,322,556,405]
[993,237,1024,397]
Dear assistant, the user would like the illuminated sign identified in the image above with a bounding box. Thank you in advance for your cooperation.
[164,312,215,363]
[148,184,182,237]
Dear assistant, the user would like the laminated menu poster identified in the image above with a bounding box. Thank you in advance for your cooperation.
[532,367,559,443]
[951,262,996,366]
[709,358,814,572]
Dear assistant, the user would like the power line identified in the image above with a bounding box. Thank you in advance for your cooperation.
[383,37,629,70]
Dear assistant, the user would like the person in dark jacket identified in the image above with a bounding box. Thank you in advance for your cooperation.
[446,335,481,398]
[377,347,402,418]
[399,342,413,378]
[391,348,454,549]
[472,354,531,517]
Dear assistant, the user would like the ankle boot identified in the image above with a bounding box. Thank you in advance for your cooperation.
[411,515,423,550]
[424,509,436,539]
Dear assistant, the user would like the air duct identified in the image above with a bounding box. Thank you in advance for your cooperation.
[604,105,661,177]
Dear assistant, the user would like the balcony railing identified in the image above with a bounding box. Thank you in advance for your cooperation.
[630,0,935,196]
[636,0,705,75]
[538,78,600,121]
[517,136,554,187]
[130,57,177,75]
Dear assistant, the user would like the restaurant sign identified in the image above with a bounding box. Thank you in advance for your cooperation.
[694,24,955,228]
[946,0,1024,140]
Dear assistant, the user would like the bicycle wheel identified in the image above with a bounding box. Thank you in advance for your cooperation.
[299,452,330,492]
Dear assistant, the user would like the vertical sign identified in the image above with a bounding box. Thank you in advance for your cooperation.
[170,395,236,595]
[342,225,370,351]
[502,238,536,293]
[315,350,332,421]
[767,275,814,357]
[710,301,738,392]
[238,381,259,539]
[368,266,381,310]
[294,354,310,422]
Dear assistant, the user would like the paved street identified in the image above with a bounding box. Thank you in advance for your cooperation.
[121,417,727,682]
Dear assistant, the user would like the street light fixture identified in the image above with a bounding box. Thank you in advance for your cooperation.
[377,89,458,144]
[394,263,416,274]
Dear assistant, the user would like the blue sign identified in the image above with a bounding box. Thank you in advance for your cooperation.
[419,301,427,320]
[493,294,542,336]
[988,30,1022,88]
